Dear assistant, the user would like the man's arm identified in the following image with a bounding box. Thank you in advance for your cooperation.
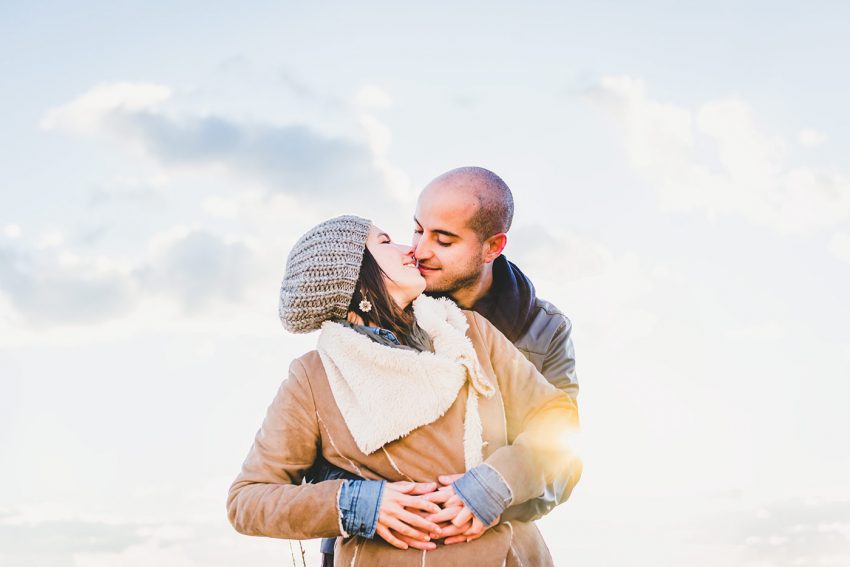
[540,315,578,398]
[305,456,366,556]
[473,312,581,509]
[504,311,581,522]
[305,454,364,484]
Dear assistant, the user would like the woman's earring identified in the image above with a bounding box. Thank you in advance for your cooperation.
[358,292,372,313]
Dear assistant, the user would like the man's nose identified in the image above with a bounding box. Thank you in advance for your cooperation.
[413,237,430,260]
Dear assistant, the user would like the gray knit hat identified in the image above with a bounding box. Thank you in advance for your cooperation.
[279,215,372,333]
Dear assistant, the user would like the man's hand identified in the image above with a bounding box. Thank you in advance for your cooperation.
[423,474,500,544]
[392,491,476,547]
[375,481,443,550]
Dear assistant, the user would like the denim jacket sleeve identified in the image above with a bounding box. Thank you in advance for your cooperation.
[451,464,512,526]
[337,480,386,539]
[305,454,364,484]
[307,455,367,552]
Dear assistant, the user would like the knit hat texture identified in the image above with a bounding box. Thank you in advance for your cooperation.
[279,215,372,333]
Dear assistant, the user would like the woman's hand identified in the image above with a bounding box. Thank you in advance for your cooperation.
[375,481,443,550]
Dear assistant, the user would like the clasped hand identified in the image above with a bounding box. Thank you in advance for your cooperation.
[376,474,499,551]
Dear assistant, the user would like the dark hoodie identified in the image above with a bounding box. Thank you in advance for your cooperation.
[468,255,537,343]
[429,255,537,342]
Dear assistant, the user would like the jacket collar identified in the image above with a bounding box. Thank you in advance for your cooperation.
[317,295,494,467]
[470,255,537,342]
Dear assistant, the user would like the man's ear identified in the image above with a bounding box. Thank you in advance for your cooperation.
[483,233,507,263]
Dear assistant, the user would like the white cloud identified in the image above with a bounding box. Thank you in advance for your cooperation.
[73,541,200,567]
[0,504,322,567]
[88,174,170,207]
[40,82,171,135]
[41,82,400,206]
[588,76,850,234]
[3,224,21,239]
[0,240,137,325]
[136,227,260,313]
[827,231,850,263]
[359,112,414,203]
[798,128,828,147]
[134,524,195,542]
[26,80,414,338]
[726,320,789,341]
[0,226,265,331]
[733,498,850,566]
[507,223,664,351]
[200,190,334,237]
[355,84,394,108]
[36,230,66,249]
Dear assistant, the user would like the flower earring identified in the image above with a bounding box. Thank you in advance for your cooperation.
[358,290,372,313]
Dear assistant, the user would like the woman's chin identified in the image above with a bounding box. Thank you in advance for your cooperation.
[403,286,426,307]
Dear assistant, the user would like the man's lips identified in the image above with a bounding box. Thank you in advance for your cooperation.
[417,264,439,273]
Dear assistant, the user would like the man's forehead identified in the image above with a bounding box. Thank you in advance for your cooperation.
[414,204,476,237]
[416,186,478,227]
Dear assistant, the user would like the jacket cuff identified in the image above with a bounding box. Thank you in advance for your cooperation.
[337,479,385,539]
[451,464,512,526]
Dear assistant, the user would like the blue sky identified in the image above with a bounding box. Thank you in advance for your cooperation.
[2,2,850,566]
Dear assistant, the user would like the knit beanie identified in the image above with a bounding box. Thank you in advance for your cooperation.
[279,215,372,333]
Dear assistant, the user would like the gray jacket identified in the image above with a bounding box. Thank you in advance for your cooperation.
[514,297,578,399]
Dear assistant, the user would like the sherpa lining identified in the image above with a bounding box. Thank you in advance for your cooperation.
[335,482,350,538]
[317,295,494,468]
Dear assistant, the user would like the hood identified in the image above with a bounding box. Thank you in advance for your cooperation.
[470,255,537,343]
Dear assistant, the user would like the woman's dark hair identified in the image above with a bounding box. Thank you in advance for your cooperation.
[348,248,416,343]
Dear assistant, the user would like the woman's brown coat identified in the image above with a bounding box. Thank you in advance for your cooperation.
[227,310,581,566]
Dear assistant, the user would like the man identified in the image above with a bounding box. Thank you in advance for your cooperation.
[316,166,580,564]
[413,166,577,396]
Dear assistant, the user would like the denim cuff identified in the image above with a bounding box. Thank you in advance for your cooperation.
[452,464,512,527]
[337,479,385,539]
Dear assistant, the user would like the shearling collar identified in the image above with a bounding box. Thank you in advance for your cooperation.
[316,295,494,468]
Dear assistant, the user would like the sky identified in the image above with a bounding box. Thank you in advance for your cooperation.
[1,2,849,566]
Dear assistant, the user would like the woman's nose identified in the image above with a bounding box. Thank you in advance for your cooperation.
[393,242,415,255]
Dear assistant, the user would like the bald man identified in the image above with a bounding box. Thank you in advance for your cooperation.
[315,167,580,565]
[413,166,577,395]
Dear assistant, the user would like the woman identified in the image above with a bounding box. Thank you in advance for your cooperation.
[227,215,580,566]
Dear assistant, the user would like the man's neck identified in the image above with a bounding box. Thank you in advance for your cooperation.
[450,263,495,309]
